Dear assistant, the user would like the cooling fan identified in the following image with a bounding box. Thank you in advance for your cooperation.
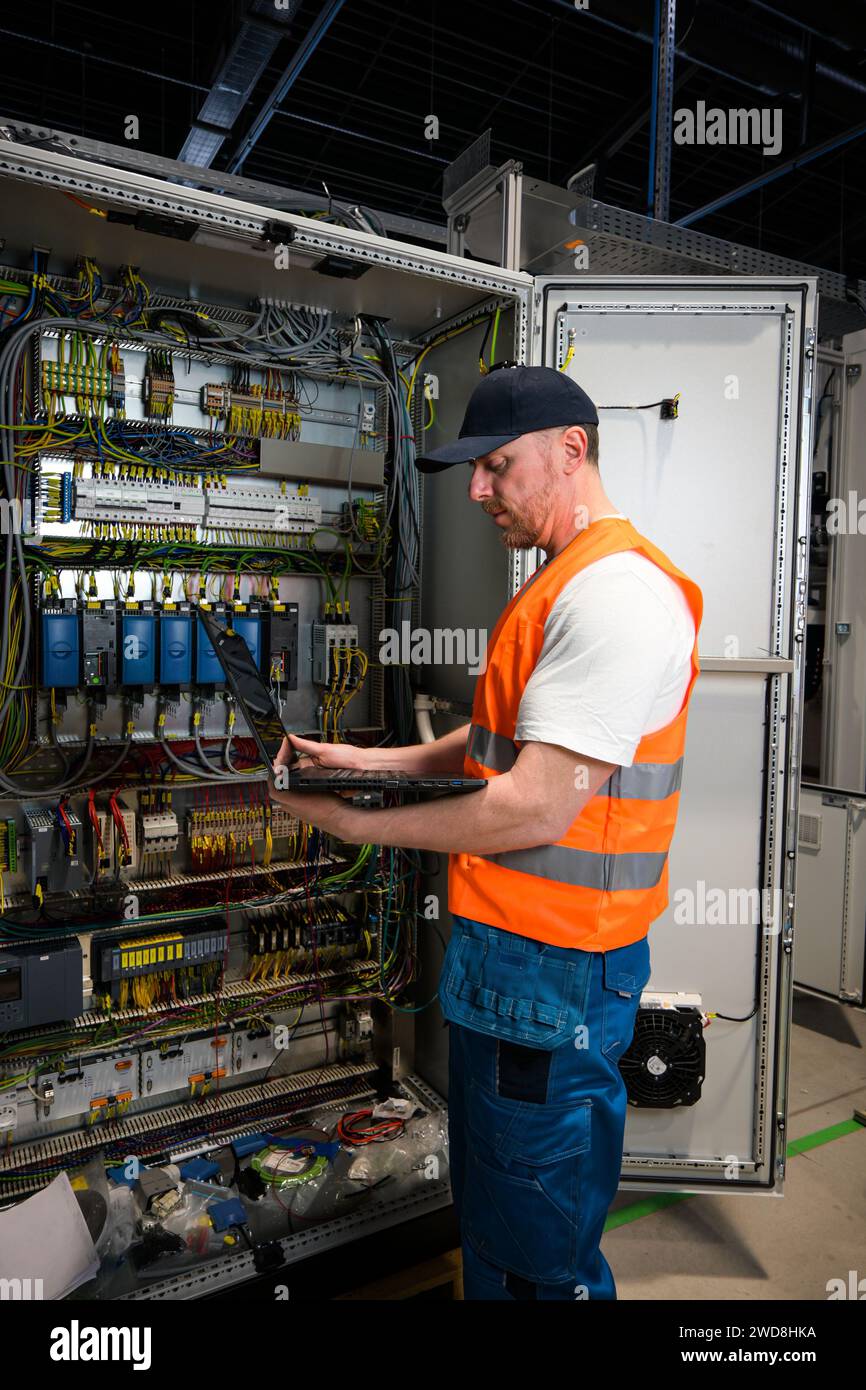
[619,993,707,1107]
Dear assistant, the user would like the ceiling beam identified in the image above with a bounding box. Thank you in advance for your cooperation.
[179,1,301,169]
[226,0,347,175]
[676,116,866,228]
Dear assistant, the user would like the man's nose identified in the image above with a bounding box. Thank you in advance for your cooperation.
[468,464,493,502]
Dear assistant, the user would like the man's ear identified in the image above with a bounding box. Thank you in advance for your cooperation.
[561,425,588,472]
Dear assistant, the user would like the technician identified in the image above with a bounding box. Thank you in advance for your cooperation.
[272,364,703,1301]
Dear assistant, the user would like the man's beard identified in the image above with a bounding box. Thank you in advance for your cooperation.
[482,473,557,549]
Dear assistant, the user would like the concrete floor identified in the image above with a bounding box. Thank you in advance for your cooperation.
[608,988,866,1301]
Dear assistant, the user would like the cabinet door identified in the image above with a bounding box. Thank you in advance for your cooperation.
[531,276,817,1192]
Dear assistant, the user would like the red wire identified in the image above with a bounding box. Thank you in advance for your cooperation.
[87,790,103,850]
[57,799,75,853]
[336,1110,405,1145]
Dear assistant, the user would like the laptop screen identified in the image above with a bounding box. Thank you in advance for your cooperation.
[200,611,289,758]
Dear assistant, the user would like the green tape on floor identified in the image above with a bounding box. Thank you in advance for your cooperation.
[606,1192,692,1229]
[605,1114,865,1231]
[786,1116,862,1155]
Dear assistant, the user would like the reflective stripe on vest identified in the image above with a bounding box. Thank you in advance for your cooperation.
[466,723,518,772]
[467,723,683,800]
[480,844,668,890]
[608,758,683,800]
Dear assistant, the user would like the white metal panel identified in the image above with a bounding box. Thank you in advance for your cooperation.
[548,308,782,654]
[532,276,816,1190]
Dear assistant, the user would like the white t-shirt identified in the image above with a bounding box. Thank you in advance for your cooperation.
[513,516,696,768]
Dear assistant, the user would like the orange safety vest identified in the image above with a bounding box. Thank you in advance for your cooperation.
[448,516,703,952]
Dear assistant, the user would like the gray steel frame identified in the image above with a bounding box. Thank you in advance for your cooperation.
[0,136,817,1218]
[443,161,866,341]
[0,139,531,306]
[819,330,866,789]
[7,118,859,338]
[563,200,859,338]
[444,159,525,272]
[0,119,448,246]
[797,785,866,1004]
[649,0,677,222]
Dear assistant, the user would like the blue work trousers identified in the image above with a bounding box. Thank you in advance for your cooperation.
[439,913,651,1301]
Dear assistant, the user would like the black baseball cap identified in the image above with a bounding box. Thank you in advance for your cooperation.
[415,364,599,474]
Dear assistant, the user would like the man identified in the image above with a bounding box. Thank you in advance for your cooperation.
[272,364,703,1301]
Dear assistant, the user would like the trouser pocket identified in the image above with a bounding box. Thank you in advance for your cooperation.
[462,1076,591,1283]
[601,936,652,1060]
[439,921,592,1049]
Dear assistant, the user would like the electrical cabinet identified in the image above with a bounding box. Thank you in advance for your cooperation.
[794,785,866,1003]
[0,136,814,1298]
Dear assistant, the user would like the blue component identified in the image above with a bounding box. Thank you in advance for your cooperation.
[207,1196,247,1232]
[179,1157,221,1183]
[263,1132,340,1160]
[60,472,73,523]
[41,610,79,687]
[122,612,156,685]
[195,612,226,684]
[232,614,261,670]
[160,612,192,685]
[106,1166,138,1188]
[231,1132,268,1158]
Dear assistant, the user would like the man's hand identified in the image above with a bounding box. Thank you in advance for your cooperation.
[273,732,372,775]
[268,782,352,836]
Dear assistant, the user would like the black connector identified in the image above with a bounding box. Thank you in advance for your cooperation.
[106,210,196,242]
[314,253,368,279]
[261,221,297,246]
[252,1240,286,1276]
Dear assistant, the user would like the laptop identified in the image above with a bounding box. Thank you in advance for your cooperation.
[198,609,486,801]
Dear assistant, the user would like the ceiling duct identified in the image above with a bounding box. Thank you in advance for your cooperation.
[179,0,302,169]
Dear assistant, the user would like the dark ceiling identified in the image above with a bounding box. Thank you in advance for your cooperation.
[1,0,865,278]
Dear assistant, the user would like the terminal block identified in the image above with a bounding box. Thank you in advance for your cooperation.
[203,480,321,535]
[96,922,227,1002]
[73,477,206,528]
[312,622,360,686]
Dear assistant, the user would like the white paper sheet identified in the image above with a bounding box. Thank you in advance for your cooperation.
[0,1171,99,1300]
